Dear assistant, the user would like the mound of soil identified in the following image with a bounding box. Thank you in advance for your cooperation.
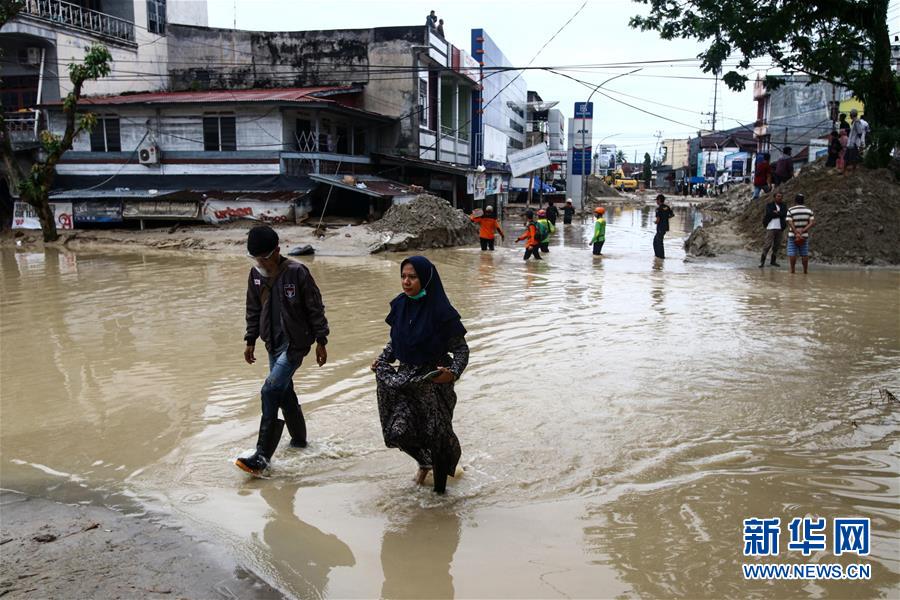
[732,163,900,265]
[369,194,478,252]
[586,176,621,198]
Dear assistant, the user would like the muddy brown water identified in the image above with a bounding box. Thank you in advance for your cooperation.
[2,206,899,599]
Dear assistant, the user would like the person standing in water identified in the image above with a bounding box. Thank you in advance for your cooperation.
[591,206,606,255]
[516,210,542,260]
[237,225,329,476]
[470,205,505,251]
[371,256,469,494]
[535,209,555,253]
[562,199,576,225]
[653,194,675,259]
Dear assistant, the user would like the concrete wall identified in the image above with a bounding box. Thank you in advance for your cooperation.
[166,24,419,154]
[765,76,837,161]
[661,138,689,169]
[53,105,283,153]
[168,0,208,26]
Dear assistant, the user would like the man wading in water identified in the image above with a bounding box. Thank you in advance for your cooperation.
[237,225,329,476]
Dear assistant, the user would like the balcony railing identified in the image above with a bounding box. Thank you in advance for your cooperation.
[23,0,135,44]
[3,111,40,144]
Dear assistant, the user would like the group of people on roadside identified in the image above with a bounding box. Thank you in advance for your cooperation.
[471,195,676,261]
[759,191,816,273]
[826,109,869,174]
[239,226,467,494]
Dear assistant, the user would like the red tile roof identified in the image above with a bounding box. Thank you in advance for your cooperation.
[71,86,360,106]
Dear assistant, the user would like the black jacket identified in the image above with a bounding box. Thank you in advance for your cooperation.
[763,201,787,229]
[245,257,329,360]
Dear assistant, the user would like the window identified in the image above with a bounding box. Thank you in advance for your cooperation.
[418,79,428,129]
[203,115,236,151]
[90,116,121,152]
[509,119,524,134]
[353,127,367,156]
[148,0,166,35]
[295,118,316,151]
[335,125,349,154]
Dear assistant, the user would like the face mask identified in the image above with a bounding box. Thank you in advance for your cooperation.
[406,289,427,300]
[254,264,269,278]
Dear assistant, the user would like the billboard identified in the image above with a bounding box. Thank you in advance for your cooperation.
[571,102,594,151]
[508,143,551,177]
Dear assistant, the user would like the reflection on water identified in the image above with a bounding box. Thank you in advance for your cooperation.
[2,207,899,598]
[381,509,460,599]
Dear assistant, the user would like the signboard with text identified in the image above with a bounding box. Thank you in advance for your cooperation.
[571,102,593,151]
[508,142,551,177]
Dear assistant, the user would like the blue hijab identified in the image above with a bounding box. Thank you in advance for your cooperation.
[386,256,466,365]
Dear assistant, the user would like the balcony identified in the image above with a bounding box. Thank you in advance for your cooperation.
[2,111,41,146]
[21,0,135,45]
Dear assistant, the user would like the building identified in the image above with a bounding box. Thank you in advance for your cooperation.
[41,85,409,226]
[655,138,690,192]
[1,0,208,141]
[752,74,853,163]
[469,28,526,208]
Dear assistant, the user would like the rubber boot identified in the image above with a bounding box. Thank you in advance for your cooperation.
[281,388,307,448]
[432,462,449,494]
[235,417,284,476]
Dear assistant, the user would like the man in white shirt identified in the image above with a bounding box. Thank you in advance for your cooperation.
[844,108,869,174]
[760,191,787,268]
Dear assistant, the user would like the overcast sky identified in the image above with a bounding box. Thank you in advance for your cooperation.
[206,0,900,162]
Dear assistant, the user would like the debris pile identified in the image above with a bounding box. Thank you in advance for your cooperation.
[687,161,900,265]
[586,176,621,198]
[369,194,479,252]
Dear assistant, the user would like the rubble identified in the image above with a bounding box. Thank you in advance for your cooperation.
[683,226,716,257]
[687,161,900,265]
[586,176,621,198]
[368,194,479,253]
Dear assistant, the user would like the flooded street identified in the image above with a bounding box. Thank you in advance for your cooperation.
[2,206,899,599]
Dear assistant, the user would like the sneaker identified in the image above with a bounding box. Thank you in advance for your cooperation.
[758,263,765,268]
[235,453,269,476]
[771,262,780,267]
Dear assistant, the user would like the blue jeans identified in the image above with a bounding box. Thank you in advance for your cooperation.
[261,344,301,420]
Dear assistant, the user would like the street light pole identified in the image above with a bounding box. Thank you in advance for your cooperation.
[580,69,641,221]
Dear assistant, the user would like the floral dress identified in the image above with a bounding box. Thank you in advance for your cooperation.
[374,336,469,479]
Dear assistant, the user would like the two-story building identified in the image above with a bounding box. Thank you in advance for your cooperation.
[1,0,207,227]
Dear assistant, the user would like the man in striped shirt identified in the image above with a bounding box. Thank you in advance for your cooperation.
[786,194,816,274]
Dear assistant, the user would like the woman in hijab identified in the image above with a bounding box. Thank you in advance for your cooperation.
[371,256,469,494]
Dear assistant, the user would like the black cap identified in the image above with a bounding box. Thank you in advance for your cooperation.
[247,225,278,257]
[525,210,534,218]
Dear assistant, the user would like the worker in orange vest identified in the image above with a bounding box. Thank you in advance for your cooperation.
[515,210,542,260]
[470,205,505,251]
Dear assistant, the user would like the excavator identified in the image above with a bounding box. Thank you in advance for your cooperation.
[602,168,638,192]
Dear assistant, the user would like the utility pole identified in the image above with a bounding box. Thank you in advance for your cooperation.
[711,69,719,132]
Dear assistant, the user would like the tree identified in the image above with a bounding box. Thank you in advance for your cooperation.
[615,149,627,164]
[630,1,899,167]
[642,152,652,184]
[1,3,112,241]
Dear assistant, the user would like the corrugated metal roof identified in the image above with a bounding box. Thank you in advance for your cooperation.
[65,86,361,106]
[309,174,418,199]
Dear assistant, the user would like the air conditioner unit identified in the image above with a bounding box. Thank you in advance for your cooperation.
[138,144,160,165]
[22,47,42,66]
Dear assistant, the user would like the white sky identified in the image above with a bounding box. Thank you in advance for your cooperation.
[205,0,900,162]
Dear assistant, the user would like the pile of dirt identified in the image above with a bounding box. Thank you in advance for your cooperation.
[368,194,478,252]
[701,183,753,213]
[730,165,900,265]
[586,176,621,198]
